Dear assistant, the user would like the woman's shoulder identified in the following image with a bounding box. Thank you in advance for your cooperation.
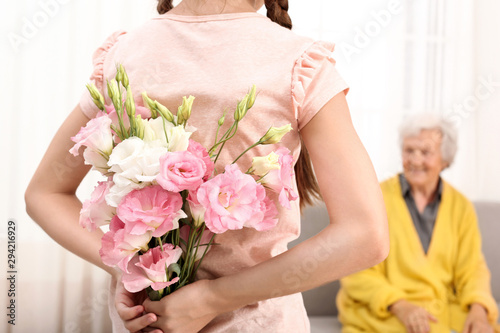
[379,175,401,195]
[375,176,406,215]
[441,179,475,212]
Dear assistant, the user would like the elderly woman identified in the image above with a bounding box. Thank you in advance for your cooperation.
[337,114,499,333]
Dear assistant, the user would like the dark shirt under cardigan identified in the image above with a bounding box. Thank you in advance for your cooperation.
[399,174,443,254]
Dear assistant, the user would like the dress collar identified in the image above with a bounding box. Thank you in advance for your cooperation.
[399,173,443,201]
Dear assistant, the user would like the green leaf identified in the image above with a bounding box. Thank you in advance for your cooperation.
[146,286,163,301]
[169,263,181,276]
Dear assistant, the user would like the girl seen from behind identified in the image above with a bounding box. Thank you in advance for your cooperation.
[25,1,390,332]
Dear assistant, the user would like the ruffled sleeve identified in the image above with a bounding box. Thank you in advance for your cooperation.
[291,41,349,130]
[79,31,127,119]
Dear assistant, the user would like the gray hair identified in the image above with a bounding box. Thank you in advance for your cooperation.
[399,113,458,167]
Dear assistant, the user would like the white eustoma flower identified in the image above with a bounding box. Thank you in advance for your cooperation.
[166,125,192,151]
[108,137,146,174]
[136,141,169,183]
[142,117,169,144]
[142,117,195,152]
[106,137,169,207]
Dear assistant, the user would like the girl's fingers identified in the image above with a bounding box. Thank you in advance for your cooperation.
[142,328,164,333]
[123,313,158,333]
[116,303,144,321]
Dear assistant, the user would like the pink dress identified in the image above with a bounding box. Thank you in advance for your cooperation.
[80,11,348,333]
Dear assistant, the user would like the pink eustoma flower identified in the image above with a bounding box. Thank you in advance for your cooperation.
[187,190,206,227]
[70,111,113,157]
[116,185,186,237]
[187,140,214,180]
[248,196,279,231]
[70,111,113,173]
[121,244,183,292]
[80,181,115,231]
[156,150,207,192]
[197,164,278,234]
[100,216,152,273]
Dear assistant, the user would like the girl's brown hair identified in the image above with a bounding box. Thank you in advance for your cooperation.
[157,0,322,209]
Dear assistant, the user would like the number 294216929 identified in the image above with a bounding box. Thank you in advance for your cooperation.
[7,220,16,270]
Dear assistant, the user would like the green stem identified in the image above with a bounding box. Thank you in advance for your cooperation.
[174,228,180,247]
[110,124,125,142]
[162,116,170,144]
[115,102,127,138]
[209,122,236,155]
[112,93,129,140]
[214,123,222,147]
[116,88,129,138]
[191,233,216,281]
[126,99,136,137]
[214,123,239,164]
[179,226,195,279]
[232,141,260,164]
[187,227,204,279]
[213,141,226,164]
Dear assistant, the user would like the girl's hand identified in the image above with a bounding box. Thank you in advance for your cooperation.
[390,299,438,333]
[114,276,162,333]
[143,280,219,333]
[462,303,494,333]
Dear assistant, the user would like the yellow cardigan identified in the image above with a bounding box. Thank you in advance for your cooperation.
[337,175,499,332]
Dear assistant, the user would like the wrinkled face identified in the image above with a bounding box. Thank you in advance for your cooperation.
[402,129,448,189]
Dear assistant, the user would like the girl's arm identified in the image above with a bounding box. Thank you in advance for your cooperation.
[142,91,390,332]
[24,105,114,275]
[207,90,389,309]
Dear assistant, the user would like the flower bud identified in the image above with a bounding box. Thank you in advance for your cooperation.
[108,79,121,107]
[86,83,105,111]
[141,92,158,118]
[234,95,249,122]
[120,64,129,88]
[135,115,145,139]
[107,80,114,100]
[218,113,226,127]
[246,85,257,109]
[115,65,123,85]
[125,86,136,118]
[178,96,195,125]
[155,101,175,123]
[177,110,184,125]
[259,124,293,145]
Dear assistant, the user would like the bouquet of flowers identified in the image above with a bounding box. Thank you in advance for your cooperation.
[70,65,298,300]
